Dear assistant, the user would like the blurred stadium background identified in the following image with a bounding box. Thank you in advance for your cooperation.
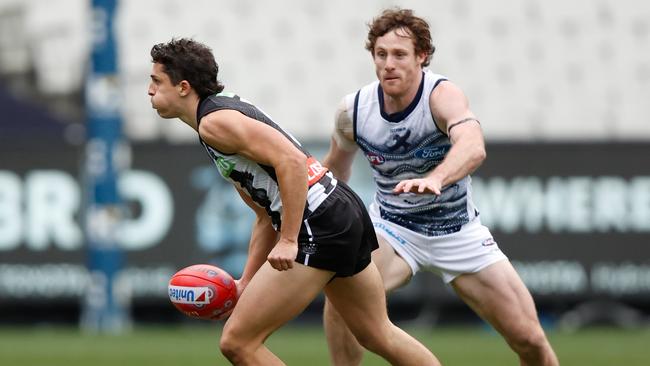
[1,0,650,364]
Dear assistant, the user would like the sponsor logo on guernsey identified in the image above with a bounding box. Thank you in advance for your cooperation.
[414,146,446,159]
[215,157,235,178]
[306,156,327,185]
[168,285,214,305]
[366,152,385,165]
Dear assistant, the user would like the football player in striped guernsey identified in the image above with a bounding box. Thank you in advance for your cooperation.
[148,38,440,366]
[322,8,559,366]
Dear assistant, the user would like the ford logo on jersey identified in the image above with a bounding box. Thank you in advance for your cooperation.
[366,152,385,165]
[168,285,213,305]
[414,146,448,159]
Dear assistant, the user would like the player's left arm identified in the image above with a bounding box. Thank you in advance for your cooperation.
[394,81,486,195]
[199,109,308,271]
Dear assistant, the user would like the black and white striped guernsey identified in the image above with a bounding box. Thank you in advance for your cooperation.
[196,92,337,231]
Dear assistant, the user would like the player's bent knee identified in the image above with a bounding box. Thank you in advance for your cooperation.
[219,325,250,362]
[356,336,385,355]
[351,328,391,355]
[219,335,243,362]
[509,326,549,355]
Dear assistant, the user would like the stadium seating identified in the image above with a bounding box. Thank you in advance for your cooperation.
[0,0,648,142]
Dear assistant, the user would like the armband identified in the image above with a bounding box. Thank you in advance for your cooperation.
[447,118,480,134]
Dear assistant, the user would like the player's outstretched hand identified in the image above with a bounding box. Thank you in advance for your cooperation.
[393,177,442,195]
[267,238,298,271]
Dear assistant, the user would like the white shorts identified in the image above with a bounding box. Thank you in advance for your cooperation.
[369,202,508,283]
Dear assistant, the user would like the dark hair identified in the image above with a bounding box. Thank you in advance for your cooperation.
[150,38,224,98]
[365,8,435,67]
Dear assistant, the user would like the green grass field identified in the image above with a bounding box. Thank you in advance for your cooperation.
[0,324,648,365]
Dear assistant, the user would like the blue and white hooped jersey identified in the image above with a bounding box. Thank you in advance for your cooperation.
[197,92,336,231]
[349,70,478,236]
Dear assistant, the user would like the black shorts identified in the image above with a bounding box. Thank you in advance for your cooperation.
[295,181,379,277]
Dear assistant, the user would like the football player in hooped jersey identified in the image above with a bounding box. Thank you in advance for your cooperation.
[322,8,559,366]
[148,38,440,366]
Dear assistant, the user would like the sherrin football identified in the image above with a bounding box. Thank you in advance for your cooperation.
[168,264,238,320]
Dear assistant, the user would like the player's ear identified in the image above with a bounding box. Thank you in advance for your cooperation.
[416,51,427,67]
[178,80,191,96]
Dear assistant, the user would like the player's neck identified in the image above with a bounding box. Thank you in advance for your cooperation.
[382,72,423,114]
[178,96,201,131]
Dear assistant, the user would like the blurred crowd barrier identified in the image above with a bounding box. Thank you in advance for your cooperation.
[1,140,650,326]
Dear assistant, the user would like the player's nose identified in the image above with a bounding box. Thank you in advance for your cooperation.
[384,57,396,70]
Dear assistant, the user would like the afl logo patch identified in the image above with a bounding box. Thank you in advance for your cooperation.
[482,238,497,247]
[366,152,385,165]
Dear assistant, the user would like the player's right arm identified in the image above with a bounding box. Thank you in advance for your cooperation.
[235,187,279,293]
[322,97,359,183]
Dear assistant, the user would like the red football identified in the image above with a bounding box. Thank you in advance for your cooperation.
[168,264,238,320]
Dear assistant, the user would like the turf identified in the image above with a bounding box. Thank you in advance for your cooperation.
[0,324,648,365]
